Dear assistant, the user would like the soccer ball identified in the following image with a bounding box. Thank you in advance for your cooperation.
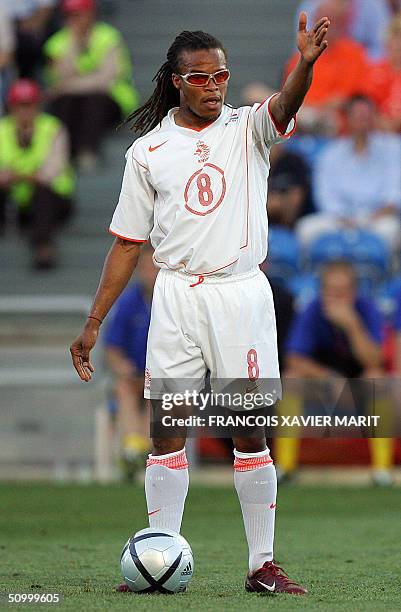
[120,527,194,593]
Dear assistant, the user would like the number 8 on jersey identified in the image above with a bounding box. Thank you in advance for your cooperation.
[184,163,226,216]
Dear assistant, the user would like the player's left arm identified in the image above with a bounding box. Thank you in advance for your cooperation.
[269,12,330,131]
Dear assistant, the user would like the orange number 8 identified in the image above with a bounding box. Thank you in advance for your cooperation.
[196,173,213,206]
[247,349,259,382]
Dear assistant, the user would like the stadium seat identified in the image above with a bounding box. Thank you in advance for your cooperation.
[345,230,390,295]
[308,231,348,268]
[287,273,319,309]
[376,275,401,319]
[307,230,390,294]
[266,226,300,286]
[346,228,388,266]
[285,134,331,169]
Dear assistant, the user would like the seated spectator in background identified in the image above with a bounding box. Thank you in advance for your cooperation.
[268,145,312,228]
[0,80,74,269]
[44,0,139,170]
[13,0,58,79]
[276,260,394,486]
[0,5,15,115]
[364,15,401,133]
[296,0,392,59]
[297,95,401,250]
[286,0,368,134]
[104,244,157,480]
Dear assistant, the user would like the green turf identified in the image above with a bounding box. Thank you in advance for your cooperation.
[1,483,400,611]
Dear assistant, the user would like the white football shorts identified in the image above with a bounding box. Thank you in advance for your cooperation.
[144,268,281,406]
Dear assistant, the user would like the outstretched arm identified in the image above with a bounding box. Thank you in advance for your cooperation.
[270,12,330,130]
[70,238,141,382]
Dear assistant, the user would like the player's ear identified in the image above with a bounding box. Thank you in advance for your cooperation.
[172,74,182,90]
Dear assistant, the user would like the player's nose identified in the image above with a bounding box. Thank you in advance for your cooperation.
[205,78,219,91]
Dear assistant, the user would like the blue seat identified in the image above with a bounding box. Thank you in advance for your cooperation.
[309,229,389,274]
[287,273,319,309]
[342,229,389,274]
[308,231,348,269]
[285,134,331,169]
[345,230,390,298]
[266,227,300,286]
[308,229,390,299]
[376,275,401,319]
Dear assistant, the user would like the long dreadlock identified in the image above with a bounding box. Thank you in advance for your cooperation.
[125,31,227,135]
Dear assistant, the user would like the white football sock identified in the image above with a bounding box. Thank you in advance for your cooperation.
[145,448,189,533]
[234,448,277,571]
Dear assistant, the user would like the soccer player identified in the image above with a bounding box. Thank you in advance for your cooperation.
[70,13,330,595]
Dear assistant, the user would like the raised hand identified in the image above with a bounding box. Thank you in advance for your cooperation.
[297,12,330,65]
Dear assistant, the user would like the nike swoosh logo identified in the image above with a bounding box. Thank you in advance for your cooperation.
[245,385,258,393]
[147,508,161,516]
[269,503,276,509]
[257,580,275,592]
[148,140,168,152]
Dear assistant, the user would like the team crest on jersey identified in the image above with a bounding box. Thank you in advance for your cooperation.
[194,140,210,163]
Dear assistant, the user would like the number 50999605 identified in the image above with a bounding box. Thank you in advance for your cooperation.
[5,593,61,604]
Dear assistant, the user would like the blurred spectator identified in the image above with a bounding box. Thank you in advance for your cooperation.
[104,244,157,480]
[268,145,312,228]
[297,95,401,250]
[0,79,74,269]
[277,260,394,485]
[286,0,368,134]
[296,0,391,59]
[0,5,15,115]
[287,261,383,376]
[10,0,58,79]
[43,0,139,171]
[364,15,401,133]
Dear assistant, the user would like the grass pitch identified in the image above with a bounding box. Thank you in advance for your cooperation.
[1,482,400,611]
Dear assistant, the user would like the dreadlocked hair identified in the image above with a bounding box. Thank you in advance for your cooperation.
[125,30,227,135]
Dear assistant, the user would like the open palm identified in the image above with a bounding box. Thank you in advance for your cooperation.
[297,11,330,64]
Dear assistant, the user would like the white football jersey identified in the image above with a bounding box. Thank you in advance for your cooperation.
[110,94,296,276]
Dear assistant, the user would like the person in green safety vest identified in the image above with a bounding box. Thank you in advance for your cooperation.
[0,79,75,270]
[43,0,139,171]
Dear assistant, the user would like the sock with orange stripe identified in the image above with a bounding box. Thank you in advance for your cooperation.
[234,448,277,571]
[145,448,189,533]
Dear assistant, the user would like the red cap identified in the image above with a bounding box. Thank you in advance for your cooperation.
[62,0,95,12]
[7,80,41,106]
